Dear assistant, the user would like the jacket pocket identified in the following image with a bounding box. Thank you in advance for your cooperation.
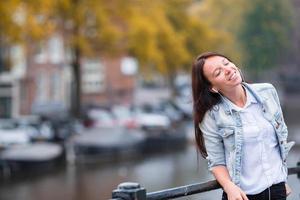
[281,141,295,164]
[284,141,295,156]
[220,128,235,151]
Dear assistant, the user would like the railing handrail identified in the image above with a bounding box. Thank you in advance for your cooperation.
[145,166,300,200]
[147,180,220,200]
[112,163,300,200]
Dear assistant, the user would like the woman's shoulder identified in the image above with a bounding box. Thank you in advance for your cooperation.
[245,82,279,101]
[246,82,276,93]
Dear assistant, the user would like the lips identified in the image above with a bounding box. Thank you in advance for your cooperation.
[228,71,237,81]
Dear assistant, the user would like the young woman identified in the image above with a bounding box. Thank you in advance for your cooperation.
[191,52,294,200]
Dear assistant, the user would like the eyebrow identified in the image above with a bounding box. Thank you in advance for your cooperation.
[221,58,228,64]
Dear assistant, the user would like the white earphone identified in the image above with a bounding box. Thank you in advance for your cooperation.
[211,88,218,93]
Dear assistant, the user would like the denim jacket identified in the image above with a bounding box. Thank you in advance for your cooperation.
[199,82,295,186]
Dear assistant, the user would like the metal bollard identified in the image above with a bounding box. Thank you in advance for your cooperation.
[112,182,146,200]
[297,162,300,179]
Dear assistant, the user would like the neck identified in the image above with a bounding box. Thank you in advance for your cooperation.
[221,84,247,107]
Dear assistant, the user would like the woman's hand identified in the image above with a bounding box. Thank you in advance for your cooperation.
[285,183,292,196]
[224,181,249,200]
[211,166,248,200]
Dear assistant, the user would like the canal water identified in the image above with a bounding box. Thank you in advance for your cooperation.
[1,130,299,200]
[1,107,300,200]
[1,145,299,200]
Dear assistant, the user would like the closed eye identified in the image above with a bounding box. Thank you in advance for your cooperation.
[214,68,221,77]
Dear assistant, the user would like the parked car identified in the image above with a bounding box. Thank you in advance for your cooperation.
[133,106,171,133]
[173,96,193,119]
[156,100,185,123]
[0,119,30,148]
[71,126,145,162]
[49,117,83,141]
[111,105,139,129]
[86,108,117,128]
[16,115,54,141]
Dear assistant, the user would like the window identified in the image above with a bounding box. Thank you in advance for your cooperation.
[82,59,105,94]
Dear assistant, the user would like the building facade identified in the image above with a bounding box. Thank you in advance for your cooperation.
[0,35,137,118]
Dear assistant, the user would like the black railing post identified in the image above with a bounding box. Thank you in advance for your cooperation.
[112,182,146,200]
[297,162,300,179]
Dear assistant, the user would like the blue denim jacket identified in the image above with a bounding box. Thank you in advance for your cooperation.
[199,82,295,186]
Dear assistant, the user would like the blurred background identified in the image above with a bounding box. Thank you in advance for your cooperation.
[0,0,300,199]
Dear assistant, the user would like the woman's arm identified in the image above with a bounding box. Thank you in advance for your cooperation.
[270,85,294,196]
[212,166,249,200]
[200,112,248,200]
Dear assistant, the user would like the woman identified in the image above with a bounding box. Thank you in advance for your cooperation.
[191,52,294,200]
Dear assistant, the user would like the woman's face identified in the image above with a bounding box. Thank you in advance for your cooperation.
[202,56,242,92]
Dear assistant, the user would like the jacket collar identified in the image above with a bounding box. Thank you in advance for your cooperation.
[242,82,264,104]
[220,82,264,115]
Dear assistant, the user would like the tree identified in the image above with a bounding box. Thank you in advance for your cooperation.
[126,0,189,89]
[127,0,228,92]
[50,0,128,117]
[239,0,293,80]
[1,0,124,118]
[2,0,235,117]
[0,0,19,72]
[193,0,251,65]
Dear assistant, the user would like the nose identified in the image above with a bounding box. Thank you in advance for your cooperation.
[224,66,233,75]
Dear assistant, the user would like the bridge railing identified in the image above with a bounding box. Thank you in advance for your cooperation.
[111,162,300,200]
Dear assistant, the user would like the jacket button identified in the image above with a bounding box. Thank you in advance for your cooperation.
[280,141,284,145]
[283,159,287,163]
[275,122,280,129]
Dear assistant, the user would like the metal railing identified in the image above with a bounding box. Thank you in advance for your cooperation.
[111,162,300,200]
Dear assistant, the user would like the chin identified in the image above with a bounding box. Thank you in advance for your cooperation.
[232,78,242,86]
[236,76,243,84]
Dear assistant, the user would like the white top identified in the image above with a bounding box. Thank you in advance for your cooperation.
[222,87,286,195]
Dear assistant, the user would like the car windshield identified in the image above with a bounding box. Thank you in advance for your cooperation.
[112,106,131,119]
[0,120,18,130]
[88,109,113,122]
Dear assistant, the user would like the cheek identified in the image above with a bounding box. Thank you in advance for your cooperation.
[230,63,238,69]
[211,76,225,86]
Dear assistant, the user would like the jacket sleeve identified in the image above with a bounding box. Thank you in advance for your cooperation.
[270,85,288,137]
[270,84,295,181]
[199,111,226,171]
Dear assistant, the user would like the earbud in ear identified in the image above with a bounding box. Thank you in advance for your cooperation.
[211,88,218,93]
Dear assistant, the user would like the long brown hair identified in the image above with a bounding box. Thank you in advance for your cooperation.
[191,52,231,158]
